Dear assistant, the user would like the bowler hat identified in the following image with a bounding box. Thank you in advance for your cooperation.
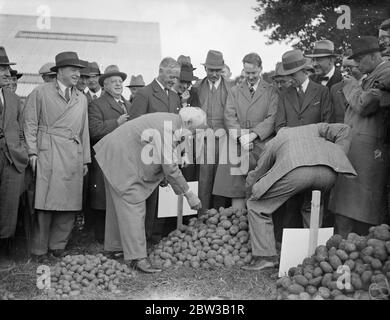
[99,65,127,86]
[202,50,225,69]
[0,47,16,66]
[348,36,385,59]
[89,62,101,76]
[279,50,310,76]
[305,40,337,58]
[39,62,56,75]
[10,69,22,79]
[177,55,196,70]
[126,74,145,88]
[179,63,198,82]
[380,18,390,31]
[50,51,86,72]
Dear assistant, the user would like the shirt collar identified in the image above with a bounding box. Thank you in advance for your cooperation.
[297,77,309,93]
[155,78,166,91]
[247,78,261,91]
[90,88,102,97]
[57,80,70,95]
[208,77,221,90]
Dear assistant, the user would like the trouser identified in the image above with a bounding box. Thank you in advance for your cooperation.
[30,210,76,255]
[104,176,147,261]
[247,166,337,257]
[334,214,373,239]
[0,139,24,239]
[89,209,105,242]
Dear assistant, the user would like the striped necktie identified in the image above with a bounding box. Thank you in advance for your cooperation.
[65,87,71,102]
[249,85,255,98]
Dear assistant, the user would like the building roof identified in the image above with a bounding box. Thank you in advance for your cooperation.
[0,14,162,98]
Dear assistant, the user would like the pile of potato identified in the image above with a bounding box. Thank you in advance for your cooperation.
[149,207,252,269]
[277,224,390,300]
[47,253,135,298]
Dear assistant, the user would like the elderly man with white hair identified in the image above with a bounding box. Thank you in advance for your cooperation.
[94,107,205,273]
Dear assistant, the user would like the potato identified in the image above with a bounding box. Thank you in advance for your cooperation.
[361,270,373,284]
[293,275,309,287]
[329,255,342,270]
[321,273,333,287]
[320,261,333,273]
[288,284,305,294]
[317,287,331,299]
[306,285,317,295]
[336,249,349,261]
[309,276,322,287]
[326,234,343,250]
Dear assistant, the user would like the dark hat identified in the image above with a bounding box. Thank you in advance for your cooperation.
[79,60,90,77]
[380,18,390,31]
[0,47,16,66]
[348,36,385,59]
[99,65,127,86]
[50,51,86,72]
[279,50,311,76]
[10,68,22,79]
[271,62,285,78]
[39,62,56,75]
[305,40,337,58]
[89,62,101,76]
[177,55,196,70]
[202,50,224,69]
[179,63,198,82]
[126,74,145,88]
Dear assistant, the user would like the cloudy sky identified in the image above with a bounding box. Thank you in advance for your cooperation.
[0,0,293,78]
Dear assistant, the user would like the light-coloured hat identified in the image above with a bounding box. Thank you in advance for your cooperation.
[39,62,56,75]
[271,62,285,78]
[278,50,310,76]
[126,74,145,88]
[202,50,225,69]
[99,65,127,86]
[305,40,337,58]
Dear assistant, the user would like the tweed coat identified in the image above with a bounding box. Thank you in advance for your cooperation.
[275,79,333,131]
[246,123,357,203]
[88,92,132,210]
[23,81,91,210]
[328,60,390,225]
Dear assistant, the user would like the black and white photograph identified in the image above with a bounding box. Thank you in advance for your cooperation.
[0,0,390,306]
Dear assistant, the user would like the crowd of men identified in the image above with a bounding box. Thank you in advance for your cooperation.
[0,18,390,273]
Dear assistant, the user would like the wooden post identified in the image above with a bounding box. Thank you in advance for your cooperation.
[308,190,321,256]
[177,194,184,230]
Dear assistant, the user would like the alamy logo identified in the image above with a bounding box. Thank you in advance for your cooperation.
[36,265,51,290]
[36,5,51,30]
[336,265,351,290]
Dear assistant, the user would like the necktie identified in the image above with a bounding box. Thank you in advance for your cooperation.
[297,85,305,108]
[118,100,127,114]
[249,85,255,98]
[65,87,71,102]
[165,88,170,105]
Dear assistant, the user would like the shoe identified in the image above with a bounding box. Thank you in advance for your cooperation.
[31,254,51,264]
[106,251,124,260]
[129,258,162,273]
[241,258,277,271]
[49,249,66,258]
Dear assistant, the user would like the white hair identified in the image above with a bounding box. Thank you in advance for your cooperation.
[179,107,207,127]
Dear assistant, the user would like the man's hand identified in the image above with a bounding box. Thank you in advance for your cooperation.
[160,178,169,187]
[29,155,38,176]
[117,114,130,126]
[184,190,202,210]
[83,165,88,176]
[181,90,190,104]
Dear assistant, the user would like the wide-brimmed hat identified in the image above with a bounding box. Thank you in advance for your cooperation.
[0,47,16,66]
[89,62,101,76]
[99,65,127,86]
[380,18,390,31]
[39,62,56,75]
[10,68,22,79]
[50,51,86,72]
[177,55,196,70]
[349,36,385,59]
[305,40,337,58]
[126,74,145,88]
[271,62,285,78]
[202,50,225,69]
[278,50,311,76]
[179,63,198,82]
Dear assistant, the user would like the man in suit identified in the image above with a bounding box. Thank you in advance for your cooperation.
[39,62,57,83]
[306,40,343,89]
[213,52,278,209]
[0,47,28,265]
[129,57,181,245]
[194,50,233,213]
[329,36,390,237]
[94,107,204,272]
[126,74,145,104]
[86,62,103,102]
[88,65,130,245]
[243,123,356,270]
[76,60,90,98]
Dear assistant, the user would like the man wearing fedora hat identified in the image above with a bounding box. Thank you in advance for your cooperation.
[329,36,390,237]
[194,49,233,213]
[86,62,103,102]
[23,51,91,262]
[88,65,131,245]
[271,62,293,91]
[306,40,343,89]
[76,60,90,98]
[7,68,23,94]
[0,47,28,265]
[126,74,145,104]
[128,57,182,245]
[275,49,332,228]
[39,62,57,83]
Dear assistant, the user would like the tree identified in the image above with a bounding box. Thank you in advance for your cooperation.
[253,0,390,53]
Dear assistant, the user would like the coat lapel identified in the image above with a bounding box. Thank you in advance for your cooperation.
[240,82,251,103]
[251,80,267,105]
[2,89,15,130]
[152,80,169,111]
[300,80,318,114]
[104,93,125,115]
